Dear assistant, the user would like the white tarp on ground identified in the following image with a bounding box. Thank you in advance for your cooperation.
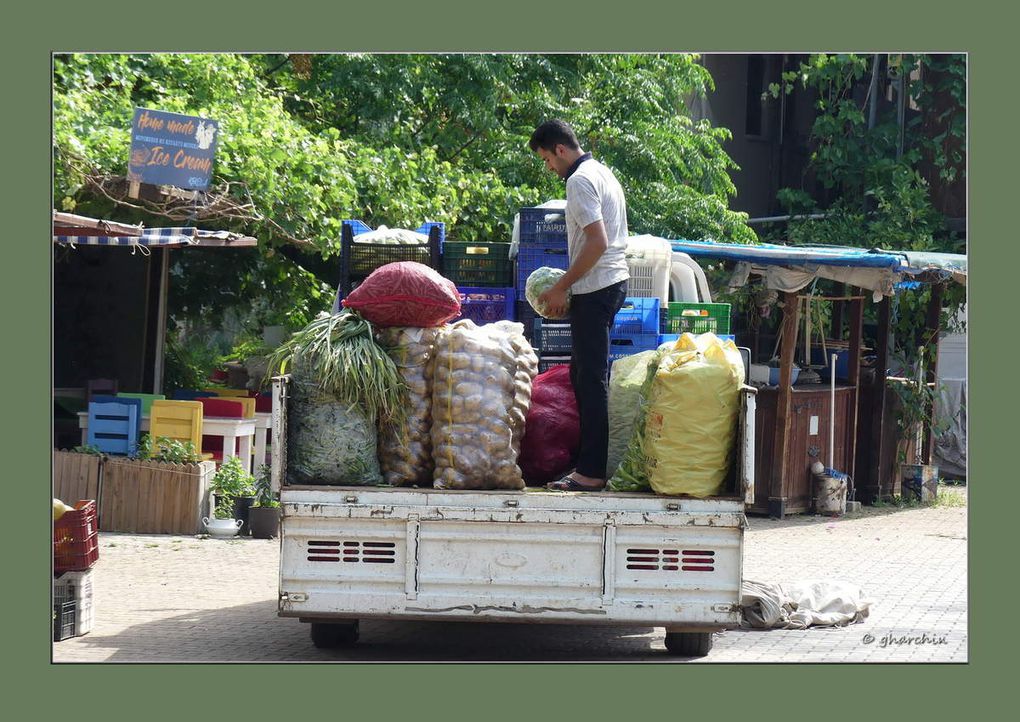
[740,580,873,629]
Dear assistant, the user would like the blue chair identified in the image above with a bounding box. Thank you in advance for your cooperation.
[86,401,140,456]
[172,390,216,401]
[90,395,142,439]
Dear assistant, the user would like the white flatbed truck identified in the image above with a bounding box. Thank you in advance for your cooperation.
[272,376,755,657]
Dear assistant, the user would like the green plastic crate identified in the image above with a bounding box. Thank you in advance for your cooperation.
[443,242,514,287]
[666,302,731,335]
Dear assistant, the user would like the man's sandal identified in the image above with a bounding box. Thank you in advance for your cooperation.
[546,475,605,492]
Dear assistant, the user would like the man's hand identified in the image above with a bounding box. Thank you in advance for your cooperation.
[538,285,570,319]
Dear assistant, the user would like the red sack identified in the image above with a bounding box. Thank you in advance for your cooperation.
[342,261,461,328]
[519,364,580,485]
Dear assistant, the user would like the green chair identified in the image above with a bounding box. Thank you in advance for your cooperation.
[116,392,166,416]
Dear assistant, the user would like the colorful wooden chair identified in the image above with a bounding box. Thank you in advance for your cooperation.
[115,392,165,416]
[87,378,118,401]
[148,400,212,460]
[171,390,216,401]
[86,401,139,456]
[204,388,253,398]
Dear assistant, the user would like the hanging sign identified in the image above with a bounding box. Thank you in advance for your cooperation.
[128,107,219,190]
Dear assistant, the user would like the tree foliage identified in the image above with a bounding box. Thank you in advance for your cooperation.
[53,52,757,349]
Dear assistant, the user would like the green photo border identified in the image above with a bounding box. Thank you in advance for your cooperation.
[9,0,1008,715]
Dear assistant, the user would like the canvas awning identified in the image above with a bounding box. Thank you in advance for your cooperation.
[669,240,966,297]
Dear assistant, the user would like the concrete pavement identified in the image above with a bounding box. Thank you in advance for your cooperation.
[52,487,967,663]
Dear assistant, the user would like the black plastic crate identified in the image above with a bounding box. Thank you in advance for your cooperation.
[338,221,444,295]
[533,319,572,353]
[516,301,538,342]
[53,600,76,642]
[519,207,567,245]
[538,355,572,374]
[443,242,513,287]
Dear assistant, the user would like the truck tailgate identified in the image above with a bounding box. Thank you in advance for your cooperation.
[279,487,745,627]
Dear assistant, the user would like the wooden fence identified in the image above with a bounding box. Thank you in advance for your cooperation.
[53,450,102,506]
[100,459,215,535]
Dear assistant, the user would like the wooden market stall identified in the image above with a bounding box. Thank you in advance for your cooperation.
[671,240,967,517]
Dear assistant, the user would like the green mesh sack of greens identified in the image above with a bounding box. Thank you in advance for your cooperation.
[267,311,406,486]
[607,349,664,492]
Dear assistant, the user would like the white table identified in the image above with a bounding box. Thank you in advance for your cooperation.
[253,412,272,472]
[77,413,259,474]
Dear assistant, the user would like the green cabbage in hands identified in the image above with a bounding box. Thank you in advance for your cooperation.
[525,267,571,320]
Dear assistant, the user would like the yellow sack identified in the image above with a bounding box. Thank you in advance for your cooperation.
[645,333,743,497]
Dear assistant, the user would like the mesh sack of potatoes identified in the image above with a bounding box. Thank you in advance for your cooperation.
[431,320,539,490]
[285,356,383,486]
[374,326,445,486]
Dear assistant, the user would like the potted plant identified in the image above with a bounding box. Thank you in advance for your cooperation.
[248,465,281,539]
[208,455,256,536]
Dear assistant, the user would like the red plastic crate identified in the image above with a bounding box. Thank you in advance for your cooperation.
[54,500,99,574]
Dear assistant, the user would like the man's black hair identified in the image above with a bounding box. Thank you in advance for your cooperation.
[529,119,581,152]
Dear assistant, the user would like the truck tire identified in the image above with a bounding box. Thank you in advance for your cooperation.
[664,631,713,657]
[310,620,360,648]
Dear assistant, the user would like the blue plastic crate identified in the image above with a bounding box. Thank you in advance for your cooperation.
[533,319,572,353]
[612,297,660,335]
[342,220,446,249]
[455,287,516,325]
[608,332,660,363]
[519,207,567,245]
[515,241,569,295]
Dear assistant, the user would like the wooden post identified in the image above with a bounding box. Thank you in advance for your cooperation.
[922,282,945,464]
[831,283,847,341]
[846,295,865,484]
[769,291,800,518]
[864,295,893,503]
[153,249,170,394]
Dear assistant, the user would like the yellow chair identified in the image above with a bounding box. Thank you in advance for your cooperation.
[148,400,214,460]
[204,388,251,398]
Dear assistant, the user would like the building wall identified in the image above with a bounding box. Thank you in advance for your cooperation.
[698,53,818,220]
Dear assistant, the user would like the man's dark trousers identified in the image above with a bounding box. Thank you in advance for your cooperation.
[569,280,627,479]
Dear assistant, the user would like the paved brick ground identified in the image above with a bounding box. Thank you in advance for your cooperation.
[52,488,967,663]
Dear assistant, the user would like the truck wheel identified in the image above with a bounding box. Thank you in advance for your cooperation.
[664,631,713,657]
[310,620,360,648]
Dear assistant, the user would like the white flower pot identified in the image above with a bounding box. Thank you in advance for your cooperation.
[202,517,244,538]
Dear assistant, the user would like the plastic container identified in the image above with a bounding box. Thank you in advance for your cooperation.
[516,301,538,342]
[612,297,660,335]
[608,332,660,363]
[658,332,735,346]
[538,355,572,374]
[533,320,572,353]
[53,569,94,637]
[53,601,77,642]
[666,302,732,335]
[53,500,99,575]
[443,242,514,287]
[624,236,672,304]
[518,207,567,245]
[515,241,570,295]
[339,221,444,294]
[455,287,516,325]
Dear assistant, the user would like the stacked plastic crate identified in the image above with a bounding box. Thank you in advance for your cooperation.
[609,297,661,363]
[53,500,99,641]
[443,239,516,325]
[515,207,569,343]
[659,302,733,346]
[336,220,445,299]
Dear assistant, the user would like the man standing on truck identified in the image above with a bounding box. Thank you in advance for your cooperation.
[530,119,629,491]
